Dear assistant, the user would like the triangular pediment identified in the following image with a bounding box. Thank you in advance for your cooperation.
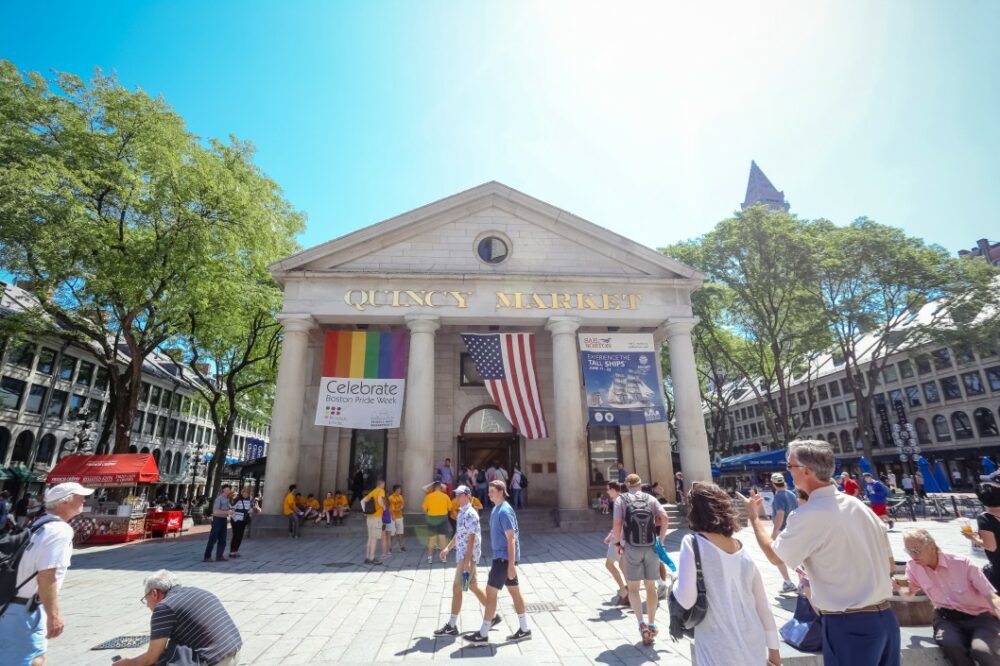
[271,182,703,282]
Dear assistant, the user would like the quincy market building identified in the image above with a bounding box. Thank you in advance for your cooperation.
[261,182,711,519]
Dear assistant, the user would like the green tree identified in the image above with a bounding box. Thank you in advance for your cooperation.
[0,62,304,453]
[664,206,830,449]
[810,218,999,461]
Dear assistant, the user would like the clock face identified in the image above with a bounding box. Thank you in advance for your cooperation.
[477,237,509,264]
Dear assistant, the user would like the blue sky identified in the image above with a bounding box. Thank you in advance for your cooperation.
[2,1,998,256]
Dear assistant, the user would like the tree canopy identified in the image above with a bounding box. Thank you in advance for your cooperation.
[0,61,304,453]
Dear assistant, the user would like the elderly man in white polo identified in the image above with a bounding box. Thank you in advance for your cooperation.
[742,440,899,666]
[0,481,93,666]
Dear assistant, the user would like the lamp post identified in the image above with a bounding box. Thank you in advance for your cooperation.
[187,442,206,500]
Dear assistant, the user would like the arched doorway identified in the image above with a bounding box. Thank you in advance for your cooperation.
[10,431,34,464]
[457,405,520,478]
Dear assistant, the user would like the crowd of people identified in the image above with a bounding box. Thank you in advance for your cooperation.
[11,441,1000,664]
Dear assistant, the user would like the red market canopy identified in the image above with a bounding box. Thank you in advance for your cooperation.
[47,454,159,487]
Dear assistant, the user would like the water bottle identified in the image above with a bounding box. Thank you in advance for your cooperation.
[462,571,470,591]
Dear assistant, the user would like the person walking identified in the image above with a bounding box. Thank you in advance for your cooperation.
[674,471,684,503]
[887,470,897,491]
[0,482,92,666]
[350,468,365,508]
[433,485,501,636]
[840,472,861,498]
[116,570,242,666]
[602,481,629,605]
[902,474,915,498]
[203,485,233,563]
[228,486,255,558]
[864,471,894,530]
[475,466,488,507]
[423,482,451,564]
[610,473,670,645]
[743,440,898,666]
[13,492,31,528]
[510,465,525,510]
[769,472,800,594]
[617,461,628,483]
[966,482,1000,591]
[362,479,388,565]
[899,528,1000,665]
[283,485,303,538]
[464,480,531,645]
[675,482,781,666]
[916,470,926,498]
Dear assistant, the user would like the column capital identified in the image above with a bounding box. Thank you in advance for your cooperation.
[659,317,700,340]
[545,316,582,337]
[277,314,315,334]
[404,313,440,334]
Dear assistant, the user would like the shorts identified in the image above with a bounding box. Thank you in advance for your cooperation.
[488,558,519,589]
[453,562,479,587]
[871,503,888,517]
[426,515,449,536]
[366,516,383,539]
[392,518,404,535]
[606,541,622,561]
[382,520,396,536]
[0,602,46,665]
[623,545,660,582]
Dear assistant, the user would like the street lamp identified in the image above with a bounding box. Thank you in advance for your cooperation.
[61,409,96,457]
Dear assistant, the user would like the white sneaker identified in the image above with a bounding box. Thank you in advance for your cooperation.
[781,580,798,593]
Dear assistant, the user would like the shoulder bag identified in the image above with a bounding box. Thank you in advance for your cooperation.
[779,592,823,653]
[667,534,708,640]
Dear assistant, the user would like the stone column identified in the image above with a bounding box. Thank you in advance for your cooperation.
[664,317,712,488]
[647,330,677,501]
[402,315,439,506]
[262,315,314,515]
[545,316,588,511]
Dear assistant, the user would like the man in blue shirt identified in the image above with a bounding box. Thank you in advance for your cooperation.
[769,472,800,593]
[464,480,531,645]
[863,472,894,530]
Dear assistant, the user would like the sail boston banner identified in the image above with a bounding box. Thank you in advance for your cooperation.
[315,330,409,429]
[579,333,668,426]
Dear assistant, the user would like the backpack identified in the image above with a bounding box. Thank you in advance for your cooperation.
[622,492,657,547]
[0,516,59,617]
[520,472,528,489]
[362,493,378,515]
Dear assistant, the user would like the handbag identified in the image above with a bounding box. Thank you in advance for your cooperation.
[779,593,823,653]
[668,534,708,640]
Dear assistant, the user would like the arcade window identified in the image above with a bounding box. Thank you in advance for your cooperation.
[476,236,509,264]
[460,353,485,387]
[587,425,622,485]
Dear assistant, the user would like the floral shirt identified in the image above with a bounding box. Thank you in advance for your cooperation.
[454,502,482,563]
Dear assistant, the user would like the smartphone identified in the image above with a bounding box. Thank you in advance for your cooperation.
[112,657,122,663]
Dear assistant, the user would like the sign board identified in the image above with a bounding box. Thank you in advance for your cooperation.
[579,334,667,426]
[314,331,408,429]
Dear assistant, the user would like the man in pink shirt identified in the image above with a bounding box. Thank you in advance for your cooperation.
[897,528,1000,665]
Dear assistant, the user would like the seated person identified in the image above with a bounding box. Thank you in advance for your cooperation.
[294,492,308,511]
[897,528,1000,664]
[318,492,337,525]
[303,494,320,520]
[333,491,349,517]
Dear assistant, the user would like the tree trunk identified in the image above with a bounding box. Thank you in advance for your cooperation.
[111,361,142,454]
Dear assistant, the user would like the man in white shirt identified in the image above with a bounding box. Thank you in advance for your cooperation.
[0,481,93,666]
[742,440,898,666]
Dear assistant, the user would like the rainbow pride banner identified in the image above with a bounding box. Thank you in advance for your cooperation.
[314,331,409,429]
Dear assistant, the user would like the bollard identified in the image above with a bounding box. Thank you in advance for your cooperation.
[952,496,960,518]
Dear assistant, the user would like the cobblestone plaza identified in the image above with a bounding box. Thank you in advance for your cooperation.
[48,517,973,665]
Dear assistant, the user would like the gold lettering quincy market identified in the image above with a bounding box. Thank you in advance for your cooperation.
[344,289,472,312]
[495,292,641,311]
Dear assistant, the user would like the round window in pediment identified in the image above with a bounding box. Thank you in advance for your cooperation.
[476,236,509,264]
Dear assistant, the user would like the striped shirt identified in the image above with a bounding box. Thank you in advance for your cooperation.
[150,586,242,664]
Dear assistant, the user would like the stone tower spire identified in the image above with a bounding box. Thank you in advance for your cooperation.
[742,161,789,212]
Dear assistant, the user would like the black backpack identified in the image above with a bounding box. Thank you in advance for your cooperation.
[622,492,657,547]
[0,516,59,617]
[520,472,528,489]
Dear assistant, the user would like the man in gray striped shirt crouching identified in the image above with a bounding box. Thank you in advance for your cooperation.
[116,570,242,666]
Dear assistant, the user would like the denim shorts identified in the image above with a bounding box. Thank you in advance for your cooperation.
[0,602,46,665]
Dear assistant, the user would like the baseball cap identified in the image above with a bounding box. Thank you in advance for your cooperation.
[46,482,95,503]
[863,471,874,477]
[454,485,472,495]
[770,473,786,485]
[489,479,509,497]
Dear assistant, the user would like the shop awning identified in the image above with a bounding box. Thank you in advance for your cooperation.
[46,453,159,487]
[718,448,788,473]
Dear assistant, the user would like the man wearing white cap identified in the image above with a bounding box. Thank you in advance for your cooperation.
[0,481,92,666]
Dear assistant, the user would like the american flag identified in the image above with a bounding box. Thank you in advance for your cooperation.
[461,333,549,439]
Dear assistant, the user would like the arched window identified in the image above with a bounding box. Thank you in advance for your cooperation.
[128,445,138,454]
[140,446,150,454]
[35,434,57,466]
[0,426,11,463]
[162,450,172,473]
[172,452,182,474]
[816,434,825,441]
[914,418,932,445]
[152,448,161,465]
[827,432,838,450]
[460,407,515,434]
[839,430,852,454]
[974,408,999,437]
[933,415,951,442]
[951,412,974,440]
[10,431,34,464]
